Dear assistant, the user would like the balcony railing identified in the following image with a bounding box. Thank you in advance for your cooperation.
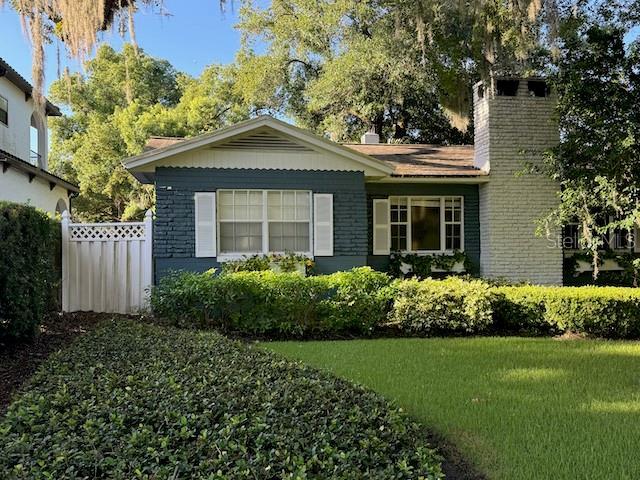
[30,150,41,166]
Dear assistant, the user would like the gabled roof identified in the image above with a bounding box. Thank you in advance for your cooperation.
[123,116,394,177]
[0,58,61,116]
[345,144,485,177]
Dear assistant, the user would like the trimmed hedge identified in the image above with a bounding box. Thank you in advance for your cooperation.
[388,277,494,335]
[152,267,392,336]
[0,320,443,479]
[0,202,60,340]
[493,285,640,338]
[152,268,640,339]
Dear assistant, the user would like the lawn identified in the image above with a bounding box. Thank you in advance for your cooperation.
[263,337,640,480]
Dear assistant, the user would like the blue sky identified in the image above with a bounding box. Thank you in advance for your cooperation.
[0,0,243,92]
[1,1,638,95]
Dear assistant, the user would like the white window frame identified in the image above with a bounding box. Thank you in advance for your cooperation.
[216,189,313,261]
[0,94,8,127]
[388,195,464,255]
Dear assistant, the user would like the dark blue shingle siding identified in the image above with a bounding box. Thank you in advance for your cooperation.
[154,168,368,280]
[153,167,481,280]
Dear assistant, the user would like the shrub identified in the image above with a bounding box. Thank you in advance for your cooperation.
[0,202,60,340]
[319,267,393,333]
[491,286,553,334]
[220,253,315,275]
[388,277,494,335]
[494,285,640,338]
[152,267,391,337]
[0,320,443,479]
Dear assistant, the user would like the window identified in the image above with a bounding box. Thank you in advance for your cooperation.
[0,95,7,126]
[389,196,463,253]
[563,219,634,251]
[217,189,311,256]
[267,190,311,252]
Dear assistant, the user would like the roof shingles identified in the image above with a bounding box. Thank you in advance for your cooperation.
[143,135,484,178]
[344,144,483,177]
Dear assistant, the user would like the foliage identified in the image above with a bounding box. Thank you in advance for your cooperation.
[0,320,443,479]
[265,336,640,480]
[220,253,315,275]
[564,251,640,286]
[235,0,473,143]
[0,202,59,340]
[4,0,228,118]
[152,267,392,336]
[493,285,640,338]
[48,44,250,221]
[388,251,472,279]
[388,277,494,335]
[542,7,640,277]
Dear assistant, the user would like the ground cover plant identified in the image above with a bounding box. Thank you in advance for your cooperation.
[263,337,640,480]
[0,320,442,479]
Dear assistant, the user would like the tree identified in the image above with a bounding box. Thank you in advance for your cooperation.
[233,0,565,142]
[234,0,472,143]
[2,0,228,115]
[542,6,640,277]
[48,44,250,222]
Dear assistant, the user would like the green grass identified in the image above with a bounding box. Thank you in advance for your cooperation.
[262,337,640,480]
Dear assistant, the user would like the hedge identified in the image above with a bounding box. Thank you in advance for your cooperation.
[152,268,640,339]
[388,277,494,335]
[151,267,392,336]
[0,202,60,340]
[493,285,640,338]
[0,320,443,479]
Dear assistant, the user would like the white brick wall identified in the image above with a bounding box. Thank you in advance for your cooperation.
[474,79,563,285]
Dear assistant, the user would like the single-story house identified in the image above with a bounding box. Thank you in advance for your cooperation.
[0,58,78,215]
[123,77,569,285]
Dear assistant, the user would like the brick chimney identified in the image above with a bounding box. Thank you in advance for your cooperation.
[360,131,380,144]
[473,78,562,284]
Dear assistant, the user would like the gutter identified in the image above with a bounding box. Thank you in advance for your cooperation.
[367,175,490,184]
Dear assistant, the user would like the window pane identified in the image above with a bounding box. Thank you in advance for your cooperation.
[390,198,408,223]
[411,204,440,250]
[445,198,462,223]
[219,223,235,253]
[219,222,262,253]
[268,221,310,252]
[295,223,310,251]
[267,191,282,220]
[391,224,407,251]
[446,224,461,250]
[0,96,7,125]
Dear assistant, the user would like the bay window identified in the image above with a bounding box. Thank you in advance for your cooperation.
[389,196,463,253]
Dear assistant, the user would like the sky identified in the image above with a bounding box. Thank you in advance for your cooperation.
[0,0,244,92]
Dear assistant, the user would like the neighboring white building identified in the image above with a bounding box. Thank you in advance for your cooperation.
[0,57,78,216]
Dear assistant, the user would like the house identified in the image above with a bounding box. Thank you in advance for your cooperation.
[124,77,567,285]
[0,58,78,215]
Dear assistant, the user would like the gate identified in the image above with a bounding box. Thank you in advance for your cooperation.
[61,210,153,314]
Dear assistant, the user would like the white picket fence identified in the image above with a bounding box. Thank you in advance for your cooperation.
[61,210,153,314]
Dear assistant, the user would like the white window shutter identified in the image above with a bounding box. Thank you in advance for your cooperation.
[195,192,217,257]
[314,193,333,256]
[373,199,390,255]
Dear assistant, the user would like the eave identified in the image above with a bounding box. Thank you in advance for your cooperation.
[0,149,79,194]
